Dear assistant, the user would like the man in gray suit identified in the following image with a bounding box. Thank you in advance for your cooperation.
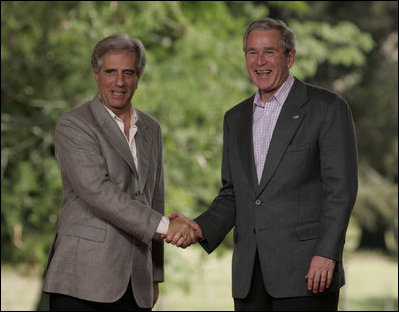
[43,34,197,311]
[167,18,358,311]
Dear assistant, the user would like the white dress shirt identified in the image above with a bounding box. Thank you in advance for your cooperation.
[103,103,169,235]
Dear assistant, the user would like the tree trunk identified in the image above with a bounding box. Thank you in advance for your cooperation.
[357,226,388,251]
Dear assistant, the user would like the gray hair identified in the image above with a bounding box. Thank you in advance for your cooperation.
[243,18,296,55]
[91,34,146,77]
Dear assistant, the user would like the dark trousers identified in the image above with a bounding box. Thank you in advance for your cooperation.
[234,253,339,311]
[49,280,150,311]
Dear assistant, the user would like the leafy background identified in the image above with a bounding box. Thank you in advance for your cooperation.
[1,1,397,310]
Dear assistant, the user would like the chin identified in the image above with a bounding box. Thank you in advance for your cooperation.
[257,84,274,92]
[109,98,128,107]
[252,79,272,89]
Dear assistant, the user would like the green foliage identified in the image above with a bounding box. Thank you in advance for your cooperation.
[1,157,61,265]
[290,20,374,78]
[1,1,395,268]
[353,164,398,244]
[348,50,398,182]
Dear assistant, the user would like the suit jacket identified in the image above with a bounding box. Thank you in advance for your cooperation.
[195,77,358,299]
[43,95,164,308]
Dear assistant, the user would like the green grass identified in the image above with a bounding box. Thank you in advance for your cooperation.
[339,251,398,311]
[1,247,397,311]
[156,245,234,311]
[156,247,398,311]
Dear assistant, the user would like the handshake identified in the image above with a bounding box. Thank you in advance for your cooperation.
[161,212,203,248]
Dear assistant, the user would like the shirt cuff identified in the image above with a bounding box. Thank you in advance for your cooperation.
[156,216,170,235]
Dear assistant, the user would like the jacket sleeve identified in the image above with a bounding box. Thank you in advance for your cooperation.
[195,113,236,253]
[315,96,358,261]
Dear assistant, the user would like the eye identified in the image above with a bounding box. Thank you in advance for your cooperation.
[104,69,115,75]
[123,70,135,77]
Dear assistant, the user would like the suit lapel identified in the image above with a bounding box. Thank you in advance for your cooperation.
[236,96,258,191]
[89,96,139,177]
[257,79,308,196]
[135,109,152,191]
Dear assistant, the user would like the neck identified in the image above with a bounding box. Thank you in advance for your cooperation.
[116,108,131,124]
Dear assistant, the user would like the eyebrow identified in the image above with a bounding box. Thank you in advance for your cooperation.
[104,68,136,73]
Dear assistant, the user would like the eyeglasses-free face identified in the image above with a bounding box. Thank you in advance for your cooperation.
[245,29,295,102]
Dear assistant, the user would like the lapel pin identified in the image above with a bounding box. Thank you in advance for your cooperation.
[293,115,300,119]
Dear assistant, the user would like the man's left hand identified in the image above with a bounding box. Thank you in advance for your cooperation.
[305,255,336,293]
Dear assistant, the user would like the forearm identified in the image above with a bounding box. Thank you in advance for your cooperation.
[195,113,236,252]
[195,191,236,253]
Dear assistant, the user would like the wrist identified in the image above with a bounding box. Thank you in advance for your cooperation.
[156,216,170,235]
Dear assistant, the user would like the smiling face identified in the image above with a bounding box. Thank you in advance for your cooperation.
[94,49,140,115]
[245,29,295,102]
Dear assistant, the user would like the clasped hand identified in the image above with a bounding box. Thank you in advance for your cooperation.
[162,212,203,248]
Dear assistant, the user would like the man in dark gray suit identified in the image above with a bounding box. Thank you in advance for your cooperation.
[167,18,358,311]
[43,34,197,311]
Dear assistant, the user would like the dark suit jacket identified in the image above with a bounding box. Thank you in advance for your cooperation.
[43,95,164,308]
[195,77,358,299]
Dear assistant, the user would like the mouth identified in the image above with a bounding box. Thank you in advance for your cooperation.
[255,69,272,75]
[111,90,126,96]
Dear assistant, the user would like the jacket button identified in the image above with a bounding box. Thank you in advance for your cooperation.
[255,199,262,206]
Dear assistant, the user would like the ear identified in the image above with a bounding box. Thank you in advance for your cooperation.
[135,74,141,89]
[93,70,100,83]
[287,50,296,69]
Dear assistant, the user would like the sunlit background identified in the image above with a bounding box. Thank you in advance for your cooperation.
[1,1,397,311]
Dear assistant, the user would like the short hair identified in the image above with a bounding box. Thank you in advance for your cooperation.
[91,34,146,77]
[243,18,296,55]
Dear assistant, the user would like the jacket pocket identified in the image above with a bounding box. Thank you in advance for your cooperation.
[67,223,107,243]
[295,221,320,241]
[286,143,311,152]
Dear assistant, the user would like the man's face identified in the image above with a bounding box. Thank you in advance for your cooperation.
[245,29,295,102]
[94,50,139,114]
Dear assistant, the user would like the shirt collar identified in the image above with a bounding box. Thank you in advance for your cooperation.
[102,100,138,127]
[253,74,294,108]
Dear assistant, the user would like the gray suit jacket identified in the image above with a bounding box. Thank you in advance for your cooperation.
[43,95,164,308]
[195,78,358,299]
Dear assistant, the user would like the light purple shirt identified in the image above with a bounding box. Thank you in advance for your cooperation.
[253,74,295,183]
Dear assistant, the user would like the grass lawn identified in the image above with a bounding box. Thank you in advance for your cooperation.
[339,251,398,311]
[1,264,43,311]
[1,247,397,311]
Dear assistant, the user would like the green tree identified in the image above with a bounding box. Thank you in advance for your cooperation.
[1,1,380,268]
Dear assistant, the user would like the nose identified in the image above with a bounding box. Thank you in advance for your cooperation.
[257,54,267,66]
[114,72,125,87]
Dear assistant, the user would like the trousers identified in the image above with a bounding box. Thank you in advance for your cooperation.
[234,252,339,311]
[49,279,151,311]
